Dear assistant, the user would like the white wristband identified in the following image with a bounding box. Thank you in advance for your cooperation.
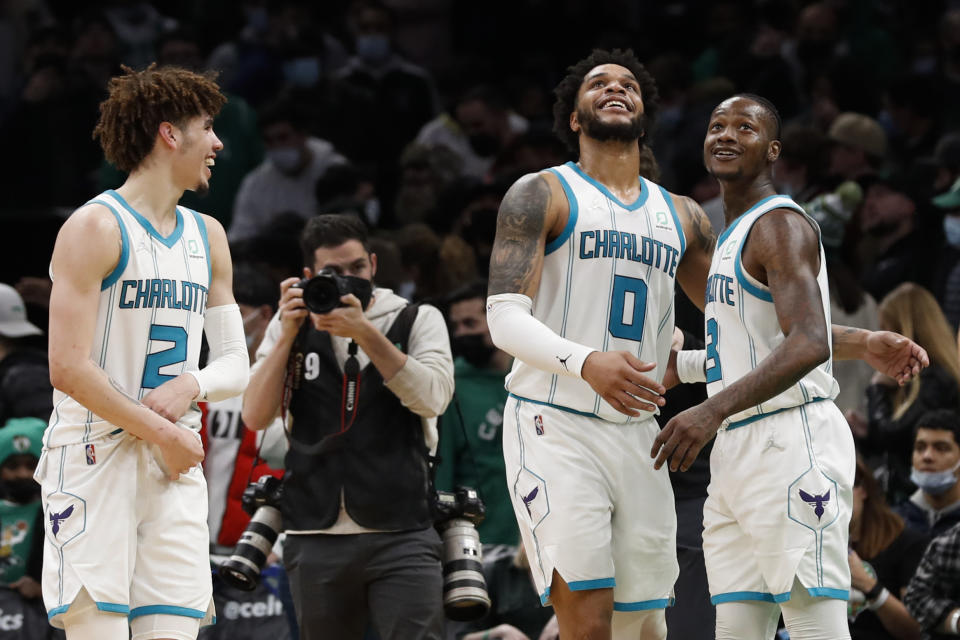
[676,349,707,384]
[950,608,960,634]
[866,587,889,611]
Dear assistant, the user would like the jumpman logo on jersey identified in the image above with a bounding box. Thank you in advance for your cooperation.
[799,489,830,521]
[522,487,539,517]
[557,354,572,372]
[49,505,75,537]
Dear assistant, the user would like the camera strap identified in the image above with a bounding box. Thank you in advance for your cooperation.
[340,341,361,433]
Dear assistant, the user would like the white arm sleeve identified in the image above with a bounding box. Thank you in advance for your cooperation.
[187,303,250,402]
[486,293,595,378]
[676,349,708,384]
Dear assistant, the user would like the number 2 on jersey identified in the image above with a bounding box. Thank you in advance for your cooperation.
[705,318,722,383]
[608,275,648,342]
[142,324,187,388]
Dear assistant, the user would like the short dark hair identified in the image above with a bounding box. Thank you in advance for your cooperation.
[300,214,370,266]
[445,280,488,307]
[258,98,309,132]
[232,263,279,311]
[732,93,782,141]
[915,409,960,444]
[552,48,660,155]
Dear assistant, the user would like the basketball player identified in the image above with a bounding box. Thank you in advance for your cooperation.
[487,51,927,640]
[651,95,927,639]
[39,65,249,639]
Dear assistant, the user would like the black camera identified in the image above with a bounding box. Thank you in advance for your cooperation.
[294,268,373,314]
[433,487,491,621]
[219,475,284,591]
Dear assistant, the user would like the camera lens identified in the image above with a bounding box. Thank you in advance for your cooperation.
[301,276,341,314]
[439,517,491,621]
[218,505,283,591]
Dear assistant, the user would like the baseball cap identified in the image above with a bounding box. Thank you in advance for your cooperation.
[0,417,45,466]
[933,177,960,211]
[828,113,887,159]
[0,283,42,338]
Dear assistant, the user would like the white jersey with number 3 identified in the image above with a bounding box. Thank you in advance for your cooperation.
[505,162,687,423]
[46,189,211,448]
[704,194,838,427]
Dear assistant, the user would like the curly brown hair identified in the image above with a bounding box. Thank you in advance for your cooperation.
[93,64,226,173]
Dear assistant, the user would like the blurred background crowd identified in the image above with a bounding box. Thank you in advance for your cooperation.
[3,0,960,639]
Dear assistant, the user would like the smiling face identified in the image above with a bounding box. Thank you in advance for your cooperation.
[703,96,780,181]
[176,113,223,195]
[571,63,647,145]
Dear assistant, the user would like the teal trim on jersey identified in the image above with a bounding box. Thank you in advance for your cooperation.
[544,168,579,255]
[107,189,185,248]
[539,587,551,606]
[97,602,130,614]
[47,604,71,619]
[565,161,649,210]
[91,200,130,290]
[109,427,123,435]
[710,591,790,605]
[129,604,207,620]
[807,587,848,600]
[734,249,774,302]
[188,208,212,284]
[658,185,686,259]
[716,194,797,248]
[508,393,601,420]
[725,397,827,431]
[614,597,675,611]
[569,578,616,591]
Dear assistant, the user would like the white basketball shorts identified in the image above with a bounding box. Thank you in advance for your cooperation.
[503,394,678,611]
[36,429,215,629]
[703,399,855,606]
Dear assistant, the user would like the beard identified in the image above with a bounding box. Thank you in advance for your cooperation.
[578,107,647,145]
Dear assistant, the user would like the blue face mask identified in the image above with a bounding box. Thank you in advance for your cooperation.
[355,35,390,65]
[282,57,320,87]
[944,216,960,248]
[911,461,960,496]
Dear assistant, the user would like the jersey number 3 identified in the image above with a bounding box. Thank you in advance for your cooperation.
[705,318,722,383]
[142,324,188,389]
[609,275,648,342]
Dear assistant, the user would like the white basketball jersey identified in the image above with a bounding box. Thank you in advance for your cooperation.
[704,195,838,427]
[505,162,686,423]
[46,190,211,447]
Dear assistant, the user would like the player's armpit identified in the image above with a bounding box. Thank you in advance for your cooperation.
[672,194,715,312]
[487,173,554,298]
[199,214,236,308]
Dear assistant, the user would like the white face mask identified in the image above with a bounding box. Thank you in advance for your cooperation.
[267,147,302,173]
[911,460,960,496]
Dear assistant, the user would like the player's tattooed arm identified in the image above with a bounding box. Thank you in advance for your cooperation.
[832,325,929,385]
[673,195,715,312]
[488,174,551,297]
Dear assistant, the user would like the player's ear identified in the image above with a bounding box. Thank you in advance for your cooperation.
[767,140,781,163]
[569,110,580,135]
[158,121,179,149]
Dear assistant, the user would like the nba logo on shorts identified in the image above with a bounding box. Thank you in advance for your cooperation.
[534,415,544,436]
[85,444,96,465]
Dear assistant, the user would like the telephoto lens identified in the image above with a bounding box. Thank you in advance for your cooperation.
[434,487,491,621]
[219,476,284,591]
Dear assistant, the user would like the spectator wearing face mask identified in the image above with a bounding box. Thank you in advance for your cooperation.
[229,99,347,243]
[0,417,46,599]
[435,281,516,546]
[896,410,960,538]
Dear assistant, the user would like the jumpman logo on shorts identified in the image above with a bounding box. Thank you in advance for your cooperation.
[49,505,75,536]
[799,489,830,521]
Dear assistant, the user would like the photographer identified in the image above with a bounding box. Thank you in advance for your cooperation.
[242,214,455,640]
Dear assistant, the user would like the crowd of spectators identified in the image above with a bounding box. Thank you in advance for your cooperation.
[4,0,960,638]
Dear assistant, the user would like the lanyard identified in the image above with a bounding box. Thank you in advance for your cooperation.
[340,341,361,433]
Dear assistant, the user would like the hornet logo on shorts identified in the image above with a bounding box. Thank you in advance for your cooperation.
[534,415,544,436]
[799,488,830,521]
[522,487,539,517]
[49,505,75,537]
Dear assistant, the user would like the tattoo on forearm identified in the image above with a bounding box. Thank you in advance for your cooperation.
[681,197,716,254]
[488,175,550,296]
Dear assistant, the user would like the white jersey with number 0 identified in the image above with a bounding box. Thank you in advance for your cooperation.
[704,194,838,427]
[505,161,686,423]
[46,189,211,448]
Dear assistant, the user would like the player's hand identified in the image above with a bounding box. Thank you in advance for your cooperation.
[651,402,723,471]
[158,427,204,480]
[662,328,685,390]
[142,373,200,423]
[581,351,665,417]
[8,575,41,599]
[847,549,877,593]
[537,615,560,640]
[310,293,370,340]
[863,331,929,386]
[278,273,310,341]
